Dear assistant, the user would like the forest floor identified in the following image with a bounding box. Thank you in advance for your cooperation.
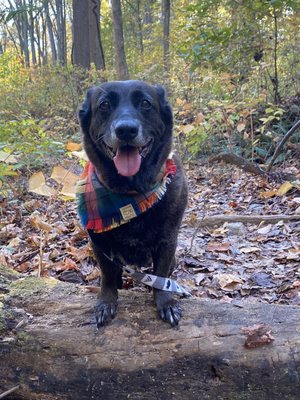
[1,155,300,308]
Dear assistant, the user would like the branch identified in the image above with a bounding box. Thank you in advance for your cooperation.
[196,214,300,227]
[209,152,265,175]
[266,119,300,172]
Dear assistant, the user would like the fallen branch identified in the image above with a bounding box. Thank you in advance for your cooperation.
[196,213,300,227]
[210,152,297,181]
[267,119,300,172]
[209,152,265,175]
[0,385,20,399]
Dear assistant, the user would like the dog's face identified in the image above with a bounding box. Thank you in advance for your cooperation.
[79,81,173,187]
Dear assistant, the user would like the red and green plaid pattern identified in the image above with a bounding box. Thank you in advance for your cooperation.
[76,159,176,233]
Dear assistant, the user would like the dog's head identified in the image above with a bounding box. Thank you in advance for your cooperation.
[79,80,173,191]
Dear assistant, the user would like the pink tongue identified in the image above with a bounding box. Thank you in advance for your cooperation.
[113,146,141,177]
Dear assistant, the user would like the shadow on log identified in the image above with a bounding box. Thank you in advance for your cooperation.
[0,265,300,400]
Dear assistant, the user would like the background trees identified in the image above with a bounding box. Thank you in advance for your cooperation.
[0,0,298,98]
[0,0,299,163]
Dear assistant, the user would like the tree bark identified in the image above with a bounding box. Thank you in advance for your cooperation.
[72,0,105,70]
[44,0,57,64]
[111,0,130,80]
[53,0,67,65]
[89,0,105,69]
[72,0,90,68]
[28,0,37,65]
[136,0,144,54]
[0,265,300,400]
[162,0,170,76]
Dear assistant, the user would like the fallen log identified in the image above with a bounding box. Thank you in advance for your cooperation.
[195,213,300,227]
[0,265,300,400]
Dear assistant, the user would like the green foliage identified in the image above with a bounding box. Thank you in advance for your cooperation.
[0,118,63,172]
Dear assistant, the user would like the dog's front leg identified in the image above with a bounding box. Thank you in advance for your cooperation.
[91,245,122,328]
[152,244,182,327]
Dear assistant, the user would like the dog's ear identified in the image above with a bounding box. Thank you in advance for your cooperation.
[78,87,96,132]
[155,84,173,126]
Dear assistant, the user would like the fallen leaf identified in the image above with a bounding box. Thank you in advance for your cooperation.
[15,261,31,272]
[257,225,272,235]
[175,98,184,106]
[0,150,18,164]
[216,273,242,291]
[66,142,82,151]
[30,212,53,232]
[194,112,205,124]
[194,273,206,286]
[85,268,101,281]
[28,172,56,197]
[67,244,92,261]
[8,237,22,248]
[241,324,274,349]
[182,102,193,111]
[207,241,231,252]
[181,124,194,134]
[249,272,275,288]
[237,122,246,132]
[276,181,293,196]
[71,150,89,161]
[240,246,261,254]
[51,166,78,185]
[259,190,277,199]
[55,257,79,272]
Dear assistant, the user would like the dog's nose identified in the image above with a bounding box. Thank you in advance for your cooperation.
[114,120,139,141]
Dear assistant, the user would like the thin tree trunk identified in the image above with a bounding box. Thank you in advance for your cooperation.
[273,7,280,104]
[111,0,130,80]
[136,0,144,54]
[54,0,67,65]
[162,0,170,76]
[29,0,37,65]
[20,0,30,67]
[44,0,57,64]
[89,0,105,69]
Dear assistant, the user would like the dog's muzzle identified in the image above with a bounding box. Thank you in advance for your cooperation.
[102,119,153,178]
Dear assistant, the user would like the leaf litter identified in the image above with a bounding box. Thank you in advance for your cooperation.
[1,154,300,308]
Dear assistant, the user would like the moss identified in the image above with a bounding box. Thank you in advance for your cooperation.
[0,264,19,279]
[9,277,58,299]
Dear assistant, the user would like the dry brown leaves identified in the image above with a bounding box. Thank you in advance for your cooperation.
[1,156,300,304]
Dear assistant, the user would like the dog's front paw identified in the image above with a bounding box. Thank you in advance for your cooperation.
[95,300,117,328]
[154,290,182,327]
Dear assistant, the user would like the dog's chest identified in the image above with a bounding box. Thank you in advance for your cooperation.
[103,213,158,266]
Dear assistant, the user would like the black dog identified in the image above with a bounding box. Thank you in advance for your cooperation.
[78,80,188,327]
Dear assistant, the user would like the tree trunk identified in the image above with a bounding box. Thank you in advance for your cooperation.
[44,0,57,64]
[162,0,170,76]
[28,0,37,65]
[136,0,144,54]
[0,265,300,400]
[72,0,90,68]
[53,0,67,65]
[88,0,105,69]
[111,0,130,80]
[272,7,280,104]
[9,0,31,67]
[72,0,105,70]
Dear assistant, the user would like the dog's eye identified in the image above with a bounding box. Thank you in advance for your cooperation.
[141,99,152,110]
[99,100,110,111]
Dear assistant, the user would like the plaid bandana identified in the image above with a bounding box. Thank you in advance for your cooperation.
[76,158,177,233]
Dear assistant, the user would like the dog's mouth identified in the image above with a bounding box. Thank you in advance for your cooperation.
[104,140,153,177]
